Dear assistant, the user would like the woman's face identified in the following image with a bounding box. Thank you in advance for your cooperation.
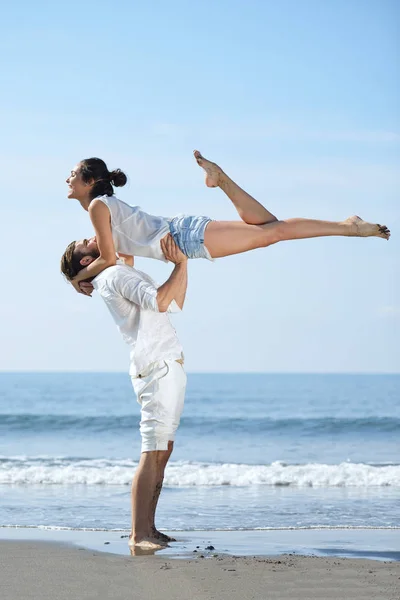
[66,164,92,200]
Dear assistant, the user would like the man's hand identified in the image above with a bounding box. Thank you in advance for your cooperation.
[71,279,93,297]
[161,234,188,265]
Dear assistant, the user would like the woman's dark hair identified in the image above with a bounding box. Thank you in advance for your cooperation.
[78,157,127,200]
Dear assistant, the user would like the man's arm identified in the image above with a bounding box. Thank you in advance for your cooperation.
[112,236,187,312]
[157,235,188,311]
[156,263,187,311]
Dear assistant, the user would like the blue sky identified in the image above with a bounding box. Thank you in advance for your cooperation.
[0,0,399,372]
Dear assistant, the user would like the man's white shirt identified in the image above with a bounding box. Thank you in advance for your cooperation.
[92,263,183,377]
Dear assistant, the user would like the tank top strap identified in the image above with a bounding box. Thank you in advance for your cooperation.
[94,194,114,208]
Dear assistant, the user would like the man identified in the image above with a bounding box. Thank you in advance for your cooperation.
[61,234,188,550]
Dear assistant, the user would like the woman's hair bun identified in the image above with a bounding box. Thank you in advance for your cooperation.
[109,169,127,187]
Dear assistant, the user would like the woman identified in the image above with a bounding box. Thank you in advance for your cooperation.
[66,151,390,293]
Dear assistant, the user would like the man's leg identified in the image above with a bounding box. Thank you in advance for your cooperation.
[131,359,187,549]
[130,449,171,548]
[194,150,277,225]
[149,441,176,543]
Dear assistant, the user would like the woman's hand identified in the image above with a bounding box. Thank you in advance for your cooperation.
[71,279,93,297]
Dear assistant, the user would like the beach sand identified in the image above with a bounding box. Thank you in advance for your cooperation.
[1,540,399,600]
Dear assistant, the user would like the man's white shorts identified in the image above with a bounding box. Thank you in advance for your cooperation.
[131,359,187,453]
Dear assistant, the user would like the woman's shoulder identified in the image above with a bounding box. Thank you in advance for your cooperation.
[92,194,129,213]
[94,194,136,208]
[93,193,118,204]
[92,195,158,221]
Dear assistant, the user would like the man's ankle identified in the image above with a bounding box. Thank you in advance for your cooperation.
[131,530,149,542]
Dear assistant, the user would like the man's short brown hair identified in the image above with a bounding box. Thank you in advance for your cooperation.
[60,241,85,281]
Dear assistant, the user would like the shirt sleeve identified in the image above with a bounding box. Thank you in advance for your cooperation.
[150,279,180,312]
[112,271,160,311]
[167,299,182,313]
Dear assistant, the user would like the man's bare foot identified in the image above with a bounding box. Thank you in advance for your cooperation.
[152,527,176,543]
[128,534,167,549]
[344,216,390,240]
[129,545,161,556]
[193,150,224,188]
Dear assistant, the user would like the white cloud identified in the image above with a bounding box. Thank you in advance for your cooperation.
[378,306,400,318]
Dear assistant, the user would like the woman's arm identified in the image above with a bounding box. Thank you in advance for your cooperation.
[72,200,117,284]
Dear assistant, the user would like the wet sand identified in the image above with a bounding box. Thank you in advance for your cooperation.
[1,540,399,600]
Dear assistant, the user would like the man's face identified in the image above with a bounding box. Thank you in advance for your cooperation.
[75,237,100,262]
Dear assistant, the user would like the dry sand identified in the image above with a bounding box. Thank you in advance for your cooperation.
[1,540,399,600]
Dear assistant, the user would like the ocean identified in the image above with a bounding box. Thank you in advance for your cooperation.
[1,373,399,532]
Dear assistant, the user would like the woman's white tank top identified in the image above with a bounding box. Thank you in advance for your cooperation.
[96,195,170,262]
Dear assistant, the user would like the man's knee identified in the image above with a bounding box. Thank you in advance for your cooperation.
[141,443,173,461]
[159,442,174,465]
[139,451,159,467]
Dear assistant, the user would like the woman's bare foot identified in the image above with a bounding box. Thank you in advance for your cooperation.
[193,150,224,188]
[344,216,390,240]
[152,527,176,543]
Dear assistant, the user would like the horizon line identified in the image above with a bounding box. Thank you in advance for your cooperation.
[0,371,399,376]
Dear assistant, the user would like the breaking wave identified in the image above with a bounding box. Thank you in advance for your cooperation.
[1,456,399,487]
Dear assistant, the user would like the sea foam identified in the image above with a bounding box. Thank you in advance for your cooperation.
[1,456,399,487]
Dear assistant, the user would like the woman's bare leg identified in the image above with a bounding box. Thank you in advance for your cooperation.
[204,216,390,259]
[194,150,277,225]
